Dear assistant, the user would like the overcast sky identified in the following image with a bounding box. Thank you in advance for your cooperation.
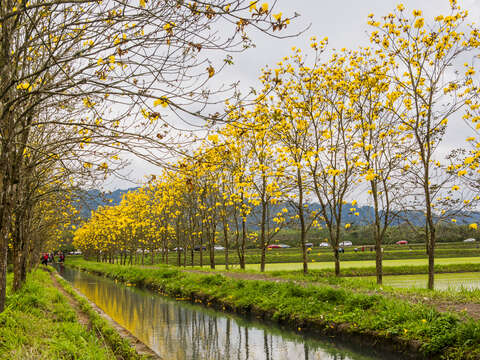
[106,0,480,190]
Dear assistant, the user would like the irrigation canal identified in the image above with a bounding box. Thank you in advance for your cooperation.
[57,266,402,360]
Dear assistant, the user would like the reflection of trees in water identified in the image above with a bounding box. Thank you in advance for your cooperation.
[62,268,377,360]
[264,331,270,360]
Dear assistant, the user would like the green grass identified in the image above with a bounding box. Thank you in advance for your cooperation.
[66,258,480,359]
[235,256,480,271]
[55,275,143,360]
[115,241,480,267]
[366,272,480,291]
[0,268,112,360]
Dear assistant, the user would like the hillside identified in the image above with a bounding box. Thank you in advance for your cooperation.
[75,187,139,218]
[75,188,480,227]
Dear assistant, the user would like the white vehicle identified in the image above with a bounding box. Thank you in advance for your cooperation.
[318,242,330,247]
[214,246,225,251]
[464,238,476,243]
[278,244,291,248]
[339,241,353,247]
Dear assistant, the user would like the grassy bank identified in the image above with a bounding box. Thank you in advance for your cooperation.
[0,268,112,359]
[0,267,146,360]
[54,274,145,359]
[67,258,480,359]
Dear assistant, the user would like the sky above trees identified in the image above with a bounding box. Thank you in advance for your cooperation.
[108,0,480,189]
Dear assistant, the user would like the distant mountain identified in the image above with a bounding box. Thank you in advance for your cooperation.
[74,187,139,218]
[75,188,480,227]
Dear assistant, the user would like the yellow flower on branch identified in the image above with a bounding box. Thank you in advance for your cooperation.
[273,12,282,21]
[17,82,31,91]
[153,97,169,108]
[414,18,424,28]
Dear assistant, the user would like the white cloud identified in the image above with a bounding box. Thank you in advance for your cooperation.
[107,0,480,189]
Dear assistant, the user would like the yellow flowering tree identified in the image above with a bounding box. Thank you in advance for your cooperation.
[369,2,480,289]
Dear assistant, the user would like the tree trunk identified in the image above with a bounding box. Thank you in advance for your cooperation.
[260,199,267,272]
[427,226,435,290]
[334,247,340,276]
[424,164,435,290]
[372,182,383,285]
[239,218,246,270]
[0,226,9,312]
[13,217,26,292]
[375,242,383,285]
[298,168,308,275]
[260,245,267,272]
[183,238,187,267]
[223,220,229,270]
[209,228,215,270]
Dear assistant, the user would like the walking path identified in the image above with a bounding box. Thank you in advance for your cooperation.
[49,271,161,359]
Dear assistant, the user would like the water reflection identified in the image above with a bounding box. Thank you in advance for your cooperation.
[58,266,390,360]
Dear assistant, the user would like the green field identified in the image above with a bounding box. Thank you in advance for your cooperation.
[216,256,480,271]
[148,241,480,267]
[366,272,480,290]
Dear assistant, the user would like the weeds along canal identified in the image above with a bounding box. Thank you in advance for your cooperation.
[56,265,403,360]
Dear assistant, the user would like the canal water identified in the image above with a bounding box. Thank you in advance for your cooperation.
[57,266,398,360]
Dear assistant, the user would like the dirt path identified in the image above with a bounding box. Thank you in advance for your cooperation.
[184,269,480,320]
[50,272,92,329]
[49,272,161,359]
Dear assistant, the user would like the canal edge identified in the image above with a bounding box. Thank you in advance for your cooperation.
[70,264,425,359]
[51,270,162,360]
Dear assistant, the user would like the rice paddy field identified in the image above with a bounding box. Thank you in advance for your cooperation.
[227,256,480,272]
[365,272,480,290]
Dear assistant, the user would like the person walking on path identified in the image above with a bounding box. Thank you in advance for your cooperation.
[41,253,48,266]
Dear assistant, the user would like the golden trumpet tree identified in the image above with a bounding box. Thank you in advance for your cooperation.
[369,1,480,289]
[257,43,328,274]
[347,48,411,284]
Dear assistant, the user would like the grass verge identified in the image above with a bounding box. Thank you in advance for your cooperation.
[67,258,480,359]
[54,273,145,359]
[0,268,111,359]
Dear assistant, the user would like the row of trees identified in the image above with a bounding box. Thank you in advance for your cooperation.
[76,2,480,289]
[0,0,293,312]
